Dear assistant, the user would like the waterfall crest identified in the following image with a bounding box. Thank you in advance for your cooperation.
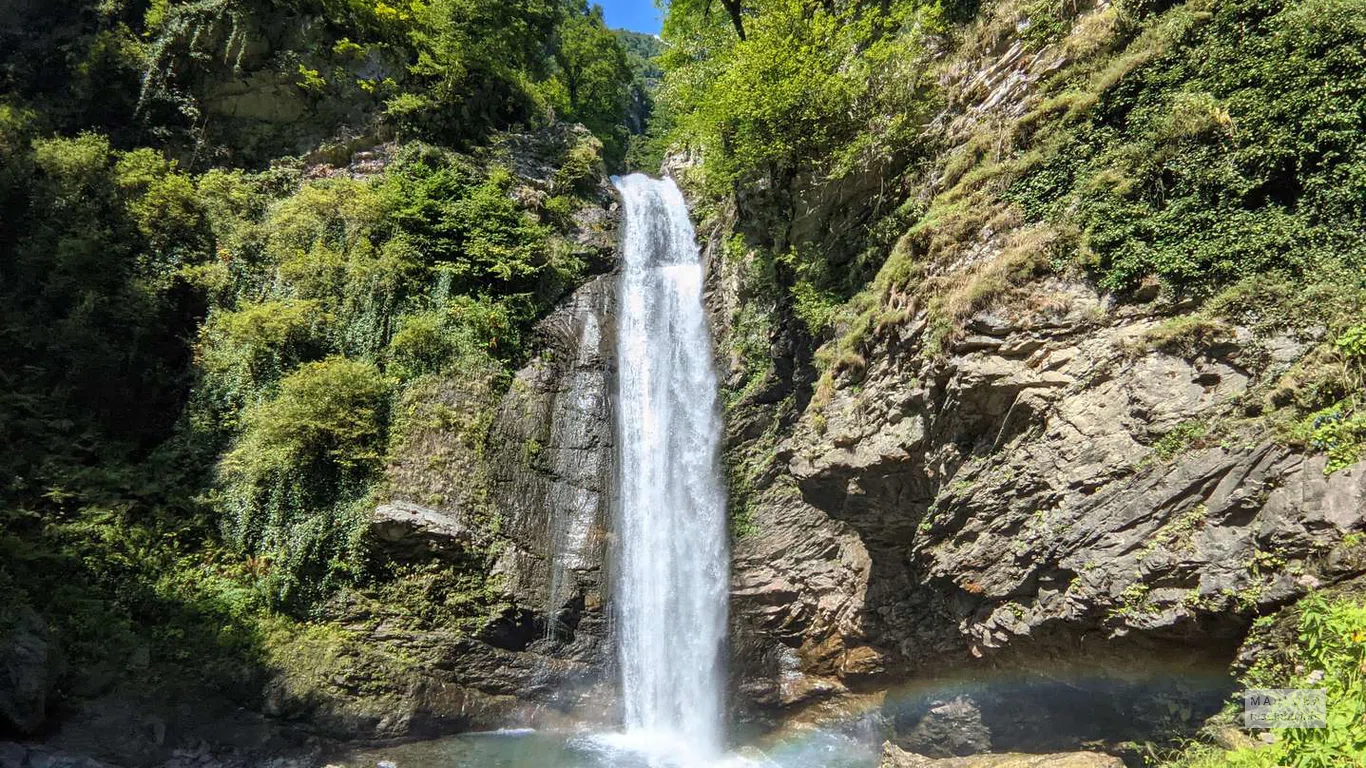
[612,173,729,762]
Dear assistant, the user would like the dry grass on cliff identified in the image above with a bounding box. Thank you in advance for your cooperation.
[805,0,1211,407]
[920,223,1064,348]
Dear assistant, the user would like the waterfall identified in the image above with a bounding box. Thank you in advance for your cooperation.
[612,173,729,762]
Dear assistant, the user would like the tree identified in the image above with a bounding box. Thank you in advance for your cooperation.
[552,0,633,139]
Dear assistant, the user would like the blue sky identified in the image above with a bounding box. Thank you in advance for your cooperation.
[597,0,663,34]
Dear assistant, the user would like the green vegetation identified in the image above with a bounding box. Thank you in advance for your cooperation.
[1003,0,1366,295]
[1,124,606,609]
[1158,593,1366,767]
[3,0,639,166]
[662,0,941,193]
[661,0,1366,477]
[1148,420,1212,463]
[0,0,632,721]
[1285,324,1366,473]
[3,0,1365,746]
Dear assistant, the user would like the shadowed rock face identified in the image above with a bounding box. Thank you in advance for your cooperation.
[0,608,52,736]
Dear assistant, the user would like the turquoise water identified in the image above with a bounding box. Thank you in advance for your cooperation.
[339,728,879,768]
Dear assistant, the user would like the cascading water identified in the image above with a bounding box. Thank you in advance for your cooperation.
[612,173,729,764]
[322,178,875,768]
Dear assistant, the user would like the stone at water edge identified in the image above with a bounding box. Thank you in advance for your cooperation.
[880,741,1124,767]
[0,742,26,768]
[0,744,114,768]
[897,695,991,757]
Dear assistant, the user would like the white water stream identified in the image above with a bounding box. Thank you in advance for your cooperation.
[612,173,730,765]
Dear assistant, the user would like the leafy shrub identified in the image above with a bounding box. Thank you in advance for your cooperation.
[223,357,389,497]
[553,134,606,196]
[1164,594,1366,767]
[199,299,333,406]
[1294,405,1366,475]
[386,311,456,380]
[1336,324,1366,387]
[790,279,844,337]
[1150,419,1210,462]
[219,357,388,606]
[661,0,943,189]
[1006,0,1366,295]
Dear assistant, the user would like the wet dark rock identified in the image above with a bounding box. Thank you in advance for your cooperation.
[897,696,990,758]
[0,743,27,768]
[487,273,617,661]
[24,749,117,768]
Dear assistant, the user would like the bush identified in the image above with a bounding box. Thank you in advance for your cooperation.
[661,0,943,189]
[1163,594,1366,767]
[219,357,389,606]
[1005,0,1366,295]
[199,299,333,405]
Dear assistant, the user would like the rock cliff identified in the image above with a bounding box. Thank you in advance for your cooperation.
[0,128,624,764]
[683,0,1366,754]
[266,175,624,741]
[716,265,1366,748]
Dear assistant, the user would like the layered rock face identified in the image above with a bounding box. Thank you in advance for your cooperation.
[0,608,53,737]
[306,268,621,740]
[486,272,618,687]
[721,275,1366,747]
[696,0,1366,754]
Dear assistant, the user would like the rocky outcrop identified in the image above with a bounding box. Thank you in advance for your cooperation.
[879,741,1124,768]
[720,272,1366,748]
[40,684,313,768]
[896,696,990,758]
[368,501,487,562]
[0,743,116,768]
[487,273,616,660]
[301,191,619,743]
[1,608,53,736]
[689,0,1366,755]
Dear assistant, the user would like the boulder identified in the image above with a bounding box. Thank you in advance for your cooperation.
[0,744,117,768]
[1,607,52,735]
[898,695,991,758]
[0,742,27,768]
[24,749,115,768]
[368,501,483,561]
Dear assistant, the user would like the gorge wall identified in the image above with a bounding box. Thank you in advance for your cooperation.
[5,0,1366,764]
[673,0,1366,755]
[255,0,1366,755]
[714,254,1366,748]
